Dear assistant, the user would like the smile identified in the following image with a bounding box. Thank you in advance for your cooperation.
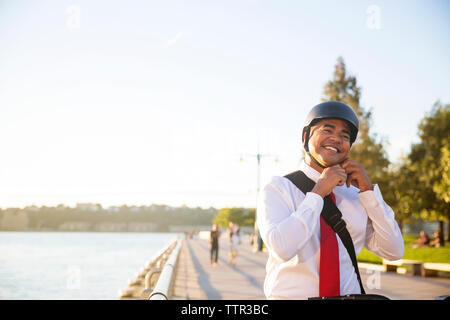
[323,146,339,153]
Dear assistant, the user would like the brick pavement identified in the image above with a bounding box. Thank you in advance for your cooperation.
[172,236,450,300]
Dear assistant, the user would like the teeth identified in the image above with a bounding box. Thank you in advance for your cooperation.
[324,146,338,152]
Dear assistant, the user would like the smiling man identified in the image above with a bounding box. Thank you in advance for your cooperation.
[257,101,404,300]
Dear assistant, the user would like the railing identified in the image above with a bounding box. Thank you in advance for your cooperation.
[119,236,181,299]
[149,237,183,300]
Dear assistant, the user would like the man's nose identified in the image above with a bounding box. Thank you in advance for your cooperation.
[328,133,342,144]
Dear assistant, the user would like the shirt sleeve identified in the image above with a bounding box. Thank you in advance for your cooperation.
[257,179,323,261]
[358,184,404,261]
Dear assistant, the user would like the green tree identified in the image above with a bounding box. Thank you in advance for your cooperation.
[434,143,450,203]
[213,208,231,227]
[389,155,421,232]
[405,102,450,240]
[322,57,393,205]
[213,207,255,228]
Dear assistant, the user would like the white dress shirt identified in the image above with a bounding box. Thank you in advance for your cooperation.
[257,161,404,300]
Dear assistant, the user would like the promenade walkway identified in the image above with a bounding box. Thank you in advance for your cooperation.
[172,235,450,300]
[172,235,267,300]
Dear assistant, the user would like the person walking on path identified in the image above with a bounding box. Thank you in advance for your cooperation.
[228,221,240,266]
[210,223,220,266]
[257,101,404,300]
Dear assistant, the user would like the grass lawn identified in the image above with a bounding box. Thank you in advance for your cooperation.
[357,234,450,264]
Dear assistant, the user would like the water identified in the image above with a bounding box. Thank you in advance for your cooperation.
[0,231,180,300]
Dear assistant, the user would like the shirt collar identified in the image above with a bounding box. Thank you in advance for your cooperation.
[299,160,321,183]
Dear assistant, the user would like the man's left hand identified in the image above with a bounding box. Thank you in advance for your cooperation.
[340,159,374,192]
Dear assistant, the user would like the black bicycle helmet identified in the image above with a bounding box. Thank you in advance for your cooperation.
[302,101,359,152]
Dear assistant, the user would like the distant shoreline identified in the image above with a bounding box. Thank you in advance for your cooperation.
[0,229,182,233]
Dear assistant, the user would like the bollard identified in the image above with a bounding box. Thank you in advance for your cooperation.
[119,289,134,299]
[141,266,162,298]
[128,276,143,287]
[138,267,148,279]
[141,288,152,299]
[144,261,155,272]
[145,267,162,290]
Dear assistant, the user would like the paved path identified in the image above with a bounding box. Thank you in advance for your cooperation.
[360,266,450,299]
[172,236,450,300]
[172,235,267,300]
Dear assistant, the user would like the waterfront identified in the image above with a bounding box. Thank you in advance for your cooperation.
[0,232,179,299]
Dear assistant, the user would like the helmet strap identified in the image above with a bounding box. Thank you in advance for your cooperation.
[304,125,328,169]
[307,152,328,169]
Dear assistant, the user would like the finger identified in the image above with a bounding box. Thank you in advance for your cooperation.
[338,173,347,186]
[348,162,363,173]
[340,159,349,169]
[338,169,348,178]
[335,166,347,174]
[343,161,361,172]
[340,158,353,168]
[350,178,359,188]
[343,164,359,175]
[328,167,345,178]
[346,173,360,188]
[337,165,348,174]
[346,174,351,187]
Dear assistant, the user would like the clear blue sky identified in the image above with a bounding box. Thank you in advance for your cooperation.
[0,0,449,209]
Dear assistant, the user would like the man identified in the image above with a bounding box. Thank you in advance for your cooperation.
[257,101,404,299]
[210,223,220,266]
[228,221,240,266]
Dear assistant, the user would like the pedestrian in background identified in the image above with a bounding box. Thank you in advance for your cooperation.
[210,223,220,266]
[228,221,240,266]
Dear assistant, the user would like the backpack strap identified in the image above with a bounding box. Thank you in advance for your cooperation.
[284,170,366,295]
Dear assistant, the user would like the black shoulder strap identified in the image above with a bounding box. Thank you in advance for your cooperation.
[284,170,366,295]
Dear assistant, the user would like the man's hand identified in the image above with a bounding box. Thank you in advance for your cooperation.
[341,159,373,192]
[311,165,347,198]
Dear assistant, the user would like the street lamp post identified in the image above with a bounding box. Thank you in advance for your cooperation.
[240,147,277,252]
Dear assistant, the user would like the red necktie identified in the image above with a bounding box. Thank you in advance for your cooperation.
[319,191,340,297]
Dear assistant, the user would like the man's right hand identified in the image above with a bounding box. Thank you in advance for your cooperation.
[311,165,347,198]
